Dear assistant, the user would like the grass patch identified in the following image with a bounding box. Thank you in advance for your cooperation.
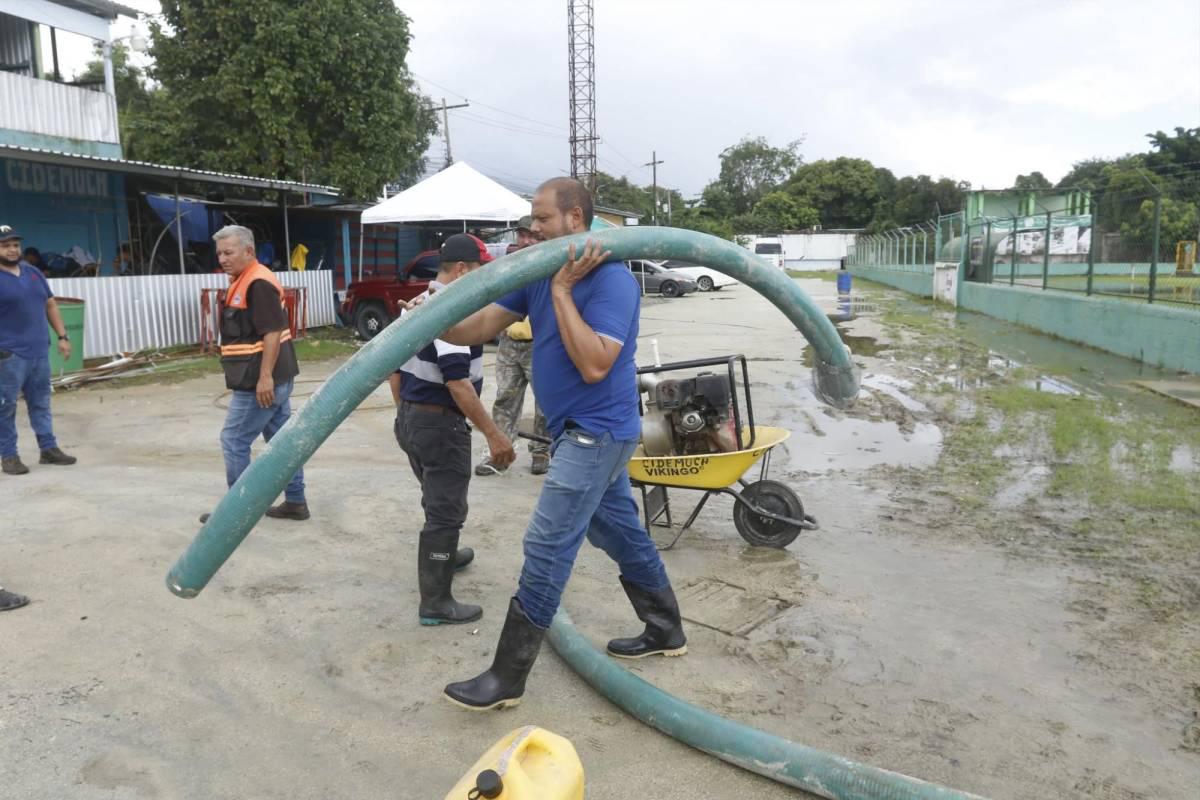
[938,412,1008,506]
[788,270,839,280]
[881,308,946,336]
[79,326,357,389]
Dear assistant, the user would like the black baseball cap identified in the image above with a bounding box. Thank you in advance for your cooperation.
[516,215,533,232]
[440,233,493,264]
[0,225,22,242]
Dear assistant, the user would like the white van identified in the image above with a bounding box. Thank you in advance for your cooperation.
[750,236,785,270]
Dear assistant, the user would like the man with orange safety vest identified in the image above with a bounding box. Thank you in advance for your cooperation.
[200,225,308,524]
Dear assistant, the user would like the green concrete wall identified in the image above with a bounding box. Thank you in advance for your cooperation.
[959,282,1200,373]
[848,265,934,297]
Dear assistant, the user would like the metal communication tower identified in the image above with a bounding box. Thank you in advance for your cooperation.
[567,0,597,191]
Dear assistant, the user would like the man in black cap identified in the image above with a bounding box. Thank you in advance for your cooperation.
[0,224,76,476]
[394,233,514,625]
[476,216,551,477]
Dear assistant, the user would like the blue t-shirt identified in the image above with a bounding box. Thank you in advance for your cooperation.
[496,261,641,441]
[0,262,53,359]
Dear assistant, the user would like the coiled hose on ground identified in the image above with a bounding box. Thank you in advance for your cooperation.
[164,227,985,798]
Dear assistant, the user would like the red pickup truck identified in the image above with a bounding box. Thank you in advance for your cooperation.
[341,250,440,339]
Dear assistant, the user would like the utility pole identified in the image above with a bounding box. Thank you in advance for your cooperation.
[644,151,665,225]
[439,97,470,169]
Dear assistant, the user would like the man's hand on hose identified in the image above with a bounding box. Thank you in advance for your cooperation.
[486,431,516,469]
[551,240,612,297]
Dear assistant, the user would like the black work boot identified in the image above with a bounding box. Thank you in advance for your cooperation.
[265,501,310,520]
[418,532,482,626]
[455,547,475,572]
[2,456,29,475]
[606,576,688,659]
[444,597,545,710]
[39,447,76,465]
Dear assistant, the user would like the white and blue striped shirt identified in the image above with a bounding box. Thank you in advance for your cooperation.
[397,281,483,411]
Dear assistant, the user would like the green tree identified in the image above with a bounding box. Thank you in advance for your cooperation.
[712,136,803,215]
[74,43,155,160]
[1145,127,1200,205]
[786,157,880,229]
[1120,197,1199,252]
[594,171,650,219]
[145,0,437,199]
[735,191,819,233]
[887,174,969,227]
[672,206,735,240]
[1014,171,1052,190]
[1056,157,1114,190]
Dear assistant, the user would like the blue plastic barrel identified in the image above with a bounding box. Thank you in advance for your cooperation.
[836,272,852,294]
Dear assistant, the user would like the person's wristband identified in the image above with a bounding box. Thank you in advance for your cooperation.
[57,334,69,342]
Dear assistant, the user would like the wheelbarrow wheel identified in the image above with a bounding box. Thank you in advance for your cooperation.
[733,480,804,548]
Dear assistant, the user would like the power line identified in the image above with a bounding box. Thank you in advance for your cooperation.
[601,140,646,173]
[450,110,563,140]
[412,71,568,133]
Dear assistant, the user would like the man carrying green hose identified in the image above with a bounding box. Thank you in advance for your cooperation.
[428,178,688,711]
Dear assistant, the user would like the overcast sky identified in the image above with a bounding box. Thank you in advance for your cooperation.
[68,0,1200,197]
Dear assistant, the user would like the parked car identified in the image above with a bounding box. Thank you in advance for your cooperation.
[654,260,739,292]
[341,249,440,339]
[625,259,698,298]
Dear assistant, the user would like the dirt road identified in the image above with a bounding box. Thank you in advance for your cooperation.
[3,277,1197,799]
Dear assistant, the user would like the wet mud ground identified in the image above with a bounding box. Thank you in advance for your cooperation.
[3,277,1198,799]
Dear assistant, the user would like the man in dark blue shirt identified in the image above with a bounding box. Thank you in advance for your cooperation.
[435,179,687,711]
[393,234,514,626]
[0,225,77,476]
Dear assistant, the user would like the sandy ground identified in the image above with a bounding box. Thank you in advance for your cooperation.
[3,278,1198,799]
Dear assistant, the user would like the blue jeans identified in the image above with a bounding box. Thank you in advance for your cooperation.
[220,380,305,503]
[516,427,670,629]
[0,353,57,458]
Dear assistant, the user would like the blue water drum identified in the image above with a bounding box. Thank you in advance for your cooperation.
[836,272,852,294]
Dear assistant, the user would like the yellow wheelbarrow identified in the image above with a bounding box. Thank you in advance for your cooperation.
[520,353,818,550]
[629,424,818,550]
[625,353,818,550]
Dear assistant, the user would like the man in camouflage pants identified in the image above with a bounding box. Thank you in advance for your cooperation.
[475,217,550,477]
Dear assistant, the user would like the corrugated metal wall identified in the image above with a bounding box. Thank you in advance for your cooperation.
[0,71,118,144]
[0,14,34,75]
[46,271,337,359]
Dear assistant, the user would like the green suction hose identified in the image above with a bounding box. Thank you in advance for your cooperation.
[161,226,989,799]
[166,227,856,597]
[547,610,988,800]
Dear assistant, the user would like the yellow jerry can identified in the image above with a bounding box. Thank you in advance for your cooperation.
[444,726,584,800]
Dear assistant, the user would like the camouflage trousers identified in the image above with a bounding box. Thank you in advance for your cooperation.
[492,333,549,454]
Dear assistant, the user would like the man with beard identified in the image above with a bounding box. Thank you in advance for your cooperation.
[0,225,76,476]
[429,179,688,711]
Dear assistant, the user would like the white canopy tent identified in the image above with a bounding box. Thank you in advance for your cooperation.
[362,162,529,225]
[355,162,530,280]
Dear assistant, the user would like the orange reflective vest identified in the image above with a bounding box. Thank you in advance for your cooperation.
[219,262,292,358]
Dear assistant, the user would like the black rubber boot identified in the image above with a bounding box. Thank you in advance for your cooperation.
[443,597,545,711]
[418,532,482,626]
[455,547,474,572]
[606,576,688,659]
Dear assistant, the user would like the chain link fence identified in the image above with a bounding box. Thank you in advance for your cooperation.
[853,192,1199,308]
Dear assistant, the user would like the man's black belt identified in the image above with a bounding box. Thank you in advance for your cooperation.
[402,400,463,417]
